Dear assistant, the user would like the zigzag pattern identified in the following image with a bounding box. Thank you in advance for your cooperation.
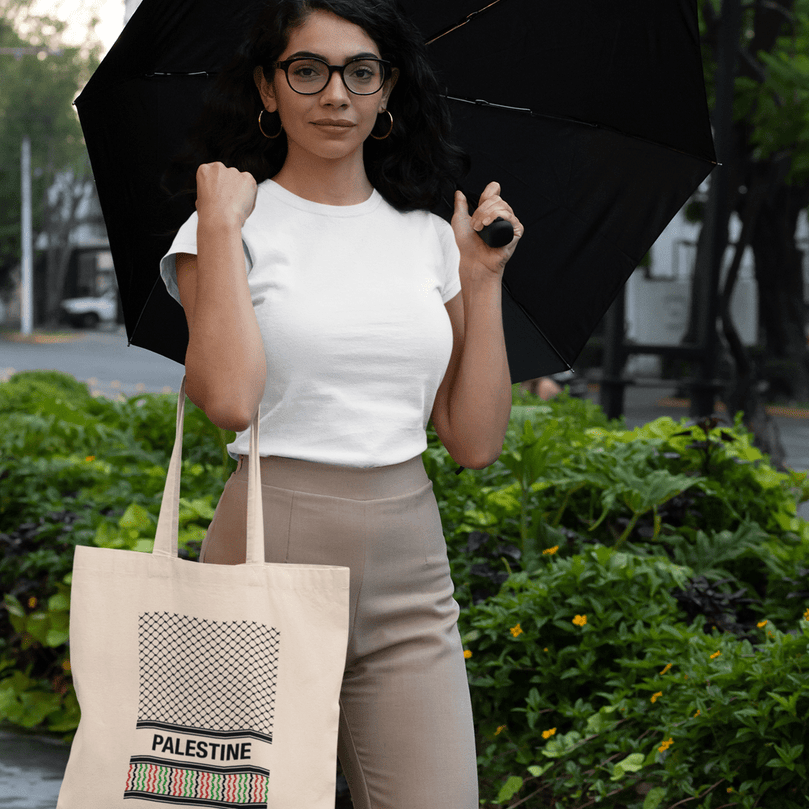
[124,759,269,807]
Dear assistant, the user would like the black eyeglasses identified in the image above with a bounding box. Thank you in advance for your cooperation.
[274,56,391,96]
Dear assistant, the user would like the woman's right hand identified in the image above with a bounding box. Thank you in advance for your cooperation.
[195,162,257,229]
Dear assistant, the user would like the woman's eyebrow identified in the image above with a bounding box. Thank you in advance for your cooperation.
[286,50,380,62]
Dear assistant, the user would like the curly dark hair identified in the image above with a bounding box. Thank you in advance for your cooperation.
[168,0,469,213]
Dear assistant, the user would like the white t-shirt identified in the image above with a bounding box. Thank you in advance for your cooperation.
[160,179,461,467]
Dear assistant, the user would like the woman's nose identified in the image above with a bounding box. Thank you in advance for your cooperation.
[320,70,350,105]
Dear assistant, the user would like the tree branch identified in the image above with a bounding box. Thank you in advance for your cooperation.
[667,778,728,808]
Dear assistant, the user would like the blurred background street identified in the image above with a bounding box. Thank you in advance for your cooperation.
[1,325,183,398]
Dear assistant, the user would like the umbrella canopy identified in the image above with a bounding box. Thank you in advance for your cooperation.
[75,0,716,381]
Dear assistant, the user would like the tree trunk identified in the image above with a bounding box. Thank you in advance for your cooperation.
[750,181,809,401]
[39,172,90,326]
[721,161,787,469]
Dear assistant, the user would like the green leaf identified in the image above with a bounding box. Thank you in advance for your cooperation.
[585,705,618,735]
[643,787,667,809]
[496,776,524,804]
[611,752,645,781]
[3,593,25,618]
[25,612,50,644]
[45,628,69,647]
[48,593,70,612]
[119,502,154,531]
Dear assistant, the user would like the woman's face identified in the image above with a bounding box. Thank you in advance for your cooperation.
[255,10,398,165]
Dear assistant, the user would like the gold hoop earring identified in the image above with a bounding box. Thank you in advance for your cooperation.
[258,109,283,139]
[370,109,394,141]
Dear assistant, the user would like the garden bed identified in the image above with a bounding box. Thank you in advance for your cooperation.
[2,371,808,807]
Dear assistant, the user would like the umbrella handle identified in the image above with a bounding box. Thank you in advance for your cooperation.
[479,217,514,248]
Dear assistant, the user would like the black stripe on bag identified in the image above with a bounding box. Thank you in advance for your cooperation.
[127,755,270,776]
[136,721,273,744]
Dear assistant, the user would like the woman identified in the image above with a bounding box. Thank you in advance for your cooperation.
[160,1,523,806]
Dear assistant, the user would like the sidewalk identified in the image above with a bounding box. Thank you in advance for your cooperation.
[0,731,69,808]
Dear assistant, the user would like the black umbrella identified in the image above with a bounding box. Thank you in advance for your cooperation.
[75,0,716,382]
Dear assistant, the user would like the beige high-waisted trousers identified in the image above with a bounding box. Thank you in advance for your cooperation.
[200,453,478,809]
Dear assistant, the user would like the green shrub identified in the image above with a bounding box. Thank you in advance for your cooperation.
[463,545,809,807]
[0,371,235,735]
[435,394,809,629]
[2,372,809,809]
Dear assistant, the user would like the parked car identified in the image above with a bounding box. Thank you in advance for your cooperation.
[60,289,118,328]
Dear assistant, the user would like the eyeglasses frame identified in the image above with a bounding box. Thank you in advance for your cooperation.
[273,56,393,96]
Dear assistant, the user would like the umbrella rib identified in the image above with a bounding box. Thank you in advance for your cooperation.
[426,0,511,45]
[129,273,171,351]
[444,94,599,128]
[502,280,574,373]
[145,71,215,77]
[444,94,719,166]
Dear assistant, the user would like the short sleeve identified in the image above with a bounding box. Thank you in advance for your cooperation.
[159,211,199,305]
[159,212,254,306]
[431,215,461,303]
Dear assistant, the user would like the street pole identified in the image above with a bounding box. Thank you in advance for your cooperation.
[20,135,33,335]
[0,47,63,336]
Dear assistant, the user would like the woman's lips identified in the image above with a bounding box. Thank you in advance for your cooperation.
[311,119,355,127]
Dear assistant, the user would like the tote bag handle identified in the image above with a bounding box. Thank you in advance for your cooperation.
[152,376,265,565]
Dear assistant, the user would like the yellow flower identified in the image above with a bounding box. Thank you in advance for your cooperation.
[542,727,556,740]
[495,725,507,736]
[757,620,768,628]
[62,659,71,672]
[658,737,673,752]
[694,709,701,717]
[651,691,663,704]
[572,614,587,627]
[28,596,37,609]
[510,623,523,638]
[804,607,809,621]
[727,787,734,794]
[659,663,672,675]
[710,650,721,660]
[543,545,559,555]
[85,455,95,462]
[543,647,548,652]
[463,649,472,659]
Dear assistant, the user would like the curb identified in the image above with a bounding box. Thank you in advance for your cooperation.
[1,331,82,345]
[656,397,809,420]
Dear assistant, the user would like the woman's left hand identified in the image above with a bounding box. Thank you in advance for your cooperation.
[451,182,524,280]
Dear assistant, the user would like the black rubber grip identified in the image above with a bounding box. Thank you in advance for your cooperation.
[478,216,514,248]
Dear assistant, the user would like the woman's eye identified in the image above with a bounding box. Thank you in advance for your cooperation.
[348,66,375,81]
[291,61,325,80]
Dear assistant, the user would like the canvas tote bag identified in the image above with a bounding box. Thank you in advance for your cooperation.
[58,379,350,808]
